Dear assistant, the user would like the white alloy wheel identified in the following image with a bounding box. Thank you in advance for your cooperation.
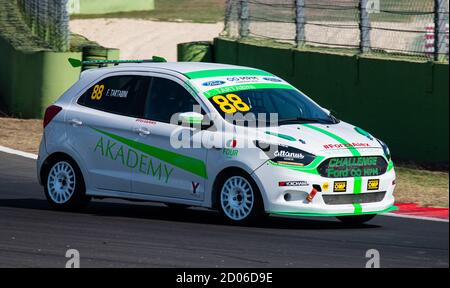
[220,176,255,221]
[47,161,76,204]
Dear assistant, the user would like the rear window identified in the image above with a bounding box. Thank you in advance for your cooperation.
[78,75,149,118]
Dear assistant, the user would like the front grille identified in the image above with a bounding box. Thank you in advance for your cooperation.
[317,156,388,178]
[322,192,386,205]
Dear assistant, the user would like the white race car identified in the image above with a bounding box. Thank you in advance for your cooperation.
[37,58,396,225]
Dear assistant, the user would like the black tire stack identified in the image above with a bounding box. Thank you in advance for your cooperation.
[81,46,109,71]
[177,41,213,62]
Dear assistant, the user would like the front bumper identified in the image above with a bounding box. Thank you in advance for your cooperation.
[252,161,396,216]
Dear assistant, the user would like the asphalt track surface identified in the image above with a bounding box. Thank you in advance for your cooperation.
[0,151,448,268]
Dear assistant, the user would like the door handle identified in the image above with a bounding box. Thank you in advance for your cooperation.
[135,127,150,136]
[68,118,83,126]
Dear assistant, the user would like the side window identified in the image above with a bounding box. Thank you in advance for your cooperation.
[78,75,149,118]
[144,77,200,123]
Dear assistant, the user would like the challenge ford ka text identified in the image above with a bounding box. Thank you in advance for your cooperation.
[37,59,396,224]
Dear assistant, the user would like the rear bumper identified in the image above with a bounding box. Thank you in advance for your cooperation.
[36,137,48,186]
[252,161,396,216]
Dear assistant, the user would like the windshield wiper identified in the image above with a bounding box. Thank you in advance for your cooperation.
[278,117,336,125]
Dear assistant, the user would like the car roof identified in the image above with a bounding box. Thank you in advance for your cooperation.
[81,62,271,80]
[128,62,245,74]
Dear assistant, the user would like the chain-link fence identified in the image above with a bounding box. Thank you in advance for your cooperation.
[223,0,449,60]
[16,0,70,51]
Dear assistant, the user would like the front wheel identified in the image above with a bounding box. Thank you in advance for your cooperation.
[217,172,266,225]
[44,157,91,211]
[336,214,376,225]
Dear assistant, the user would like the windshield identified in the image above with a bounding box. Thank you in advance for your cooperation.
[207,88,336,125]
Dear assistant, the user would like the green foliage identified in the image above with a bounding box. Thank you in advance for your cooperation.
[0,0,51,51]
[15,0,70,51]
[72,0,226,23]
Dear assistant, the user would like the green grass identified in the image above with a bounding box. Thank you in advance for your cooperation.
[71,0,226,23]
[395,166,449,208]
[370,0,435,23]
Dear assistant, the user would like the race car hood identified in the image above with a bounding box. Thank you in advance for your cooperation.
[255,121,384,158]
[187,71,385,158]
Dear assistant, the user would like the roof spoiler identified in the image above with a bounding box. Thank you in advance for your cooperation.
[68,56,167,68]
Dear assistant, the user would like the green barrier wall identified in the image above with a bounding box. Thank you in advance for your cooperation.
[207,38,448,164]
[0,37,119,118]
[0,37,81,118]
[68,0,154,15]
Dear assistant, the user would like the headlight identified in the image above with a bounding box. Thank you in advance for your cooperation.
[254,141,316,166]
[377,139,391,161]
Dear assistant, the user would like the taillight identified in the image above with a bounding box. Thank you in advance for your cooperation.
[43,105,62,128]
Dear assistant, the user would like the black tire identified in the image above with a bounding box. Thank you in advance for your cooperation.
[216,171,266,225]
[336,214,376,225]
[43,156,91,211]
[164,203,190,210]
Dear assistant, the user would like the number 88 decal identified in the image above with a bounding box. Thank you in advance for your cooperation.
[91,84,105,101]
[212,94,250,114]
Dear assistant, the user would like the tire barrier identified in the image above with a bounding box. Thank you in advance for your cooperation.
[177,41,213,63]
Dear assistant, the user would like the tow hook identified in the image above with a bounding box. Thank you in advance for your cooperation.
[306,185,322,203]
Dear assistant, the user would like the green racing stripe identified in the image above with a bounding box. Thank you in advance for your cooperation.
[302,124,361,158]
[184,69,273,79]
[387,159,394,172]
[301,124,363,214]
[93,128,208,179]
[353,203,363,214]
[271,205,398,217]
[203,83,295,98]
[265,131,297,141]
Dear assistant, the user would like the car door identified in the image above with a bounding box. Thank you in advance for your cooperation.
[131,74,208,201]
[65,73,149,193]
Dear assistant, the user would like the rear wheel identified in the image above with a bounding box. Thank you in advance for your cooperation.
[44,157,90,211]
[336,214,376,225]
[217,172,265,225]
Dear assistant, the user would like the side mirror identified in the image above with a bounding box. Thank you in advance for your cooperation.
[179,112,204,125]
[324,108,339,116]
[322,108,331,115]
[323,108,339,124]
